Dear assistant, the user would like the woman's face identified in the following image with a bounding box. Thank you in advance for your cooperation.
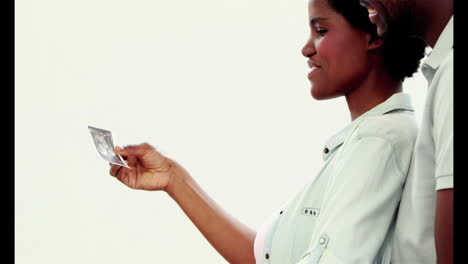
[302,0,373,100]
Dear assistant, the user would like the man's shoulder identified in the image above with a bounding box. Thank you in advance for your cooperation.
[437,48,453,78]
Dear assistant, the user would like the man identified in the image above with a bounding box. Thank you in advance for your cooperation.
[359,0,453,263]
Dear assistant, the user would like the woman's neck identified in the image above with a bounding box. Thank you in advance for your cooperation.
[345,68,402,121]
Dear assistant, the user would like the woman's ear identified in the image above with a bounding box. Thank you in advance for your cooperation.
[367,34,384,51]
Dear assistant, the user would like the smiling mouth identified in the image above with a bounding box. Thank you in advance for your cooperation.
[367,8,377,14]
[307,60,321,69]
[360,1,377,14]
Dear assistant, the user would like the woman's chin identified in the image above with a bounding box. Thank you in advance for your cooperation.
[310,86,326,100]
[310,87,341,101]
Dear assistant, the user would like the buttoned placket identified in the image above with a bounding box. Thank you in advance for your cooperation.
[262,209,285,263]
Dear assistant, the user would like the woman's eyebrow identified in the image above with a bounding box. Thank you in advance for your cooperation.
[310,17,328,26]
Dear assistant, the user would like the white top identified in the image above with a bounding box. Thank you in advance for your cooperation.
[392,16,453,263]
[254,93,418,264]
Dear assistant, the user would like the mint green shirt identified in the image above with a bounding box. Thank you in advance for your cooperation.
[392,16,453,264]
[257,93,417,264]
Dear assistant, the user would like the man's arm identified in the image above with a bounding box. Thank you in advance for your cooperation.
[435,188,453,264]
[432,49,453,264]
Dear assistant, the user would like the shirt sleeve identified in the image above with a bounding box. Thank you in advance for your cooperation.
[433,51,453,190]
[296,134,407,264]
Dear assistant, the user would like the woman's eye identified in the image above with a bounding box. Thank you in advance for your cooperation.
[316,29,328,37]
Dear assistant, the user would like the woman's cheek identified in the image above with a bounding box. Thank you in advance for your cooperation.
[315,38,341,72]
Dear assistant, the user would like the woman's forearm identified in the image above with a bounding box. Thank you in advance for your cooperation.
[167,173,256,264]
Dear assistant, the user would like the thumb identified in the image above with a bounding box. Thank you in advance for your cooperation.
[114,145,126,156]
[115,143,155,158]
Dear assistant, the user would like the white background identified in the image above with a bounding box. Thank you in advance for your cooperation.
[15,0,428,263]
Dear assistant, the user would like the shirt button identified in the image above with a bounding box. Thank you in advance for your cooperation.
[324,148,329,154]
[319,238,326,245]
[265,253,270,259]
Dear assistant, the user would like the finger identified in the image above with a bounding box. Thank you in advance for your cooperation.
[109,164,123,177]
[109,164,118,176]
[112,166,130,186]
[119,168,131,187]
[125,154,137,168]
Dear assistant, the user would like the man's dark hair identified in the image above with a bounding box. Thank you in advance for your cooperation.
[327,0,427,81]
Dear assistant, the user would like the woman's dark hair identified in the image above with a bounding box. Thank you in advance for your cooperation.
[327,0,427,81]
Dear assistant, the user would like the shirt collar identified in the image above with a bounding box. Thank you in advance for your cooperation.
[422,16,453,81]
[322,93,414,161]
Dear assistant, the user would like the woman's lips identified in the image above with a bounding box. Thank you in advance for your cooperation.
[307,60,321,69]
[307,60,321,80]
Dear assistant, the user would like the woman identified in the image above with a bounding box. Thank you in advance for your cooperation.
[109,0,426,263]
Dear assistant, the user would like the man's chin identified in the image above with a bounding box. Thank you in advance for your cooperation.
[376,23,388,37]
[380,2,421,40]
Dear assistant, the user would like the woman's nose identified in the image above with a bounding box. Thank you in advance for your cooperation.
[302,38,316,58]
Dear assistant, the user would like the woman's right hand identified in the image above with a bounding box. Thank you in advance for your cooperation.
[109,143,187,193]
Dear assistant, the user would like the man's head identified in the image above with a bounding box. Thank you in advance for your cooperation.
[359,0,422,38]
[358,0,427,81]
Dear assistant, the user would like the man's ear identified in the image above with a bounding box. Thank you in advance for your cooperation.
[367,34,384,51]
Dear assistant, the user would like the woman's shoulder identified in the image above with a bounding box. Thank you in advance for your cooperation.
[354,110,418,148]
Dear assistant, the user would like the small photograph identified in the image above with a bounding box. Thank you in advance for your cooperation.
[88,126,129,168]
[93,133,115,158]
